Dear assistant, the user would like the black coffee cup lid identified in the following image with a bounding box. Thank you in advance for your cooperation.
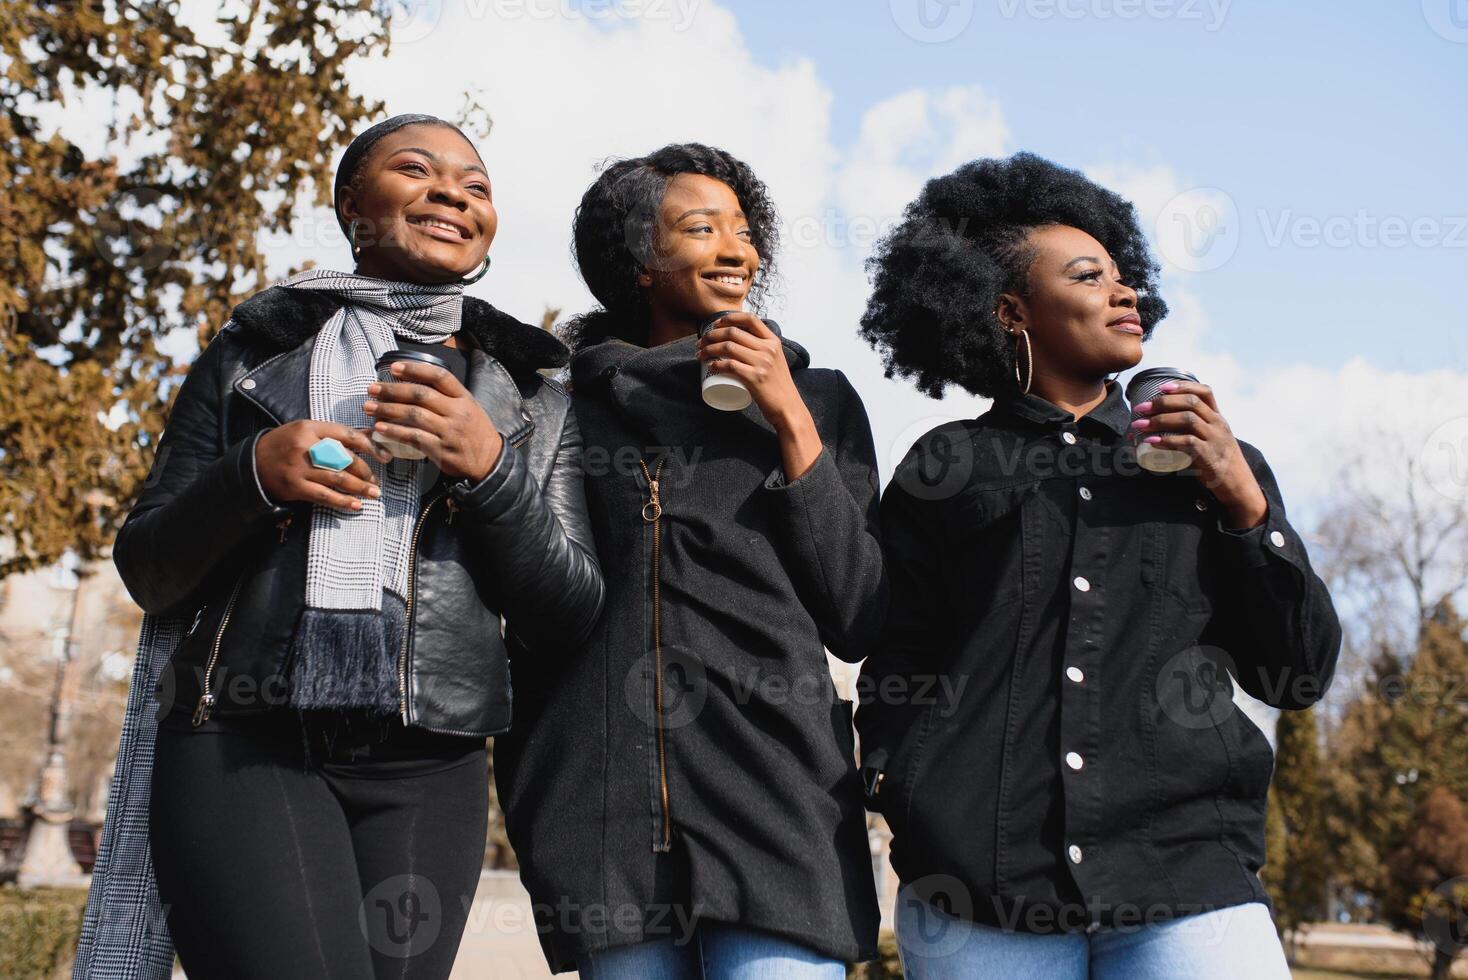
[1125,366,1198,396]
[376,349,450,372]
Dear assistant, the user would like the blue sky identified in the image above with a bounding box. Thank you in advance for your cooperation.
[135,0,1466,514]
[723,0,1468,374]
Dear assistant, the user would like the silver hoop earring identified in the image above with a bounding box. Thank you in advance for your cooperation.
[1012,329,1033,395]
[460,254,491,286]
[348,219,362,256]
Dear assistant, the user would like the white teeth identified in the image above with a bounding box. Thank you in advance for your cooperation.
[417,218,461,236]
[711,275,744,286]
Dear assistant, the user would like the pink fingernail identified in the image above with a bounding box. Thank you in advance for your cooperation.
[1131,419,1149,429]
[1144,435,1163,444]
[1133,401,1152,413]
[1158,382,1178,392]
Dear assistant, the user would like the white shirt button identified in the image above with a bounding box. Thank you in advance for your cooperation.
[1068,844,1084,864]
[1066,666,1084,684]
[1061,432,1078,445]
[1065,752,1084,771]
[1270,531,1286,548]
[240,378,257,390]
[1079,487,1093,500]
[1073,576,1091,592]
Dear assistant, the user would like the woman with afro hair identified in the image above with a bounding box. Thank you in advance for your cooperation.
[855,153,1340,979]
[493,143,886,977]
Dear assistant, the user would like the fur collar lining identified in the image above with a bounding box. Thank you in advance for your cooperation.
[228,285,568,374]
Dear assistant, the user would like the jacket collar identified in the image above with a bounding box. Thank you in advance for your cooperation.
[227,285,557,445]
[569,317,809,390]
[991,378,1132,438]
[228,284,568,373]
[568,318,809,445]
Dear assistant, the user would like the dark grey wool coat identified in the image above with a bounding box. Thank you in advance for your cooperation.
[494,326,886,971]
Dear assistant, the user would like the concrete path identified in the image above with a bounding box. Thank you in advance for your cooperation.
[449,871,575,980]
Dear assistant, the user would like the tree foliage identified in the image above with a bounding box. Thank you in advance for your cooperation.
[0,0,391,577]
[1264,704,1329,954]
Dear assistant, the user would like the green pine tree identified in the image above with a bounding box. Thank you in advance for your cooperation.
[1264,704,1329,959]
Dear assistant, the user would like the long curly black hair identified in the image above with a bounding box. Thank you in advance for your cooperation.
[562,142,780,351]
[860,152,1167,399]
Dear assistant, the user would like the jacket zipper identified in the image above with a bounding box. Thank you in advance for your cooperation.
[191,573,246,727]
[191,515,293,726]
[399,489,446,724]
[639,456,673,851]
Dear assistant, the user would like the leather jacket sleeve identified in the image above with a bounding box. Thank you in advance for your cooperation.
[448,399,605,654]
[113,326,290,617]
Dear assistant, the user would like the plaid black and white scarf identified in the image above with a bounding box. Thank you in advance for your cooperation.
[279,267,464,713]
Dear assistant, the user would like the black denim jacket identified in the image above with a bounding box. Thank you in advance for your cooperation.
[855,379,1341,933]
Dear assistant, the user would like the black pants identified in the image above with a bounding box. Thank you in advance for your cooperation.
[150,707,489,980]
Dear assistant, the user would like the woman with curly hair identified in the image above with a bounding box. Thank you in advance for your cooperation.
[855,153,1340,979]
[494,143,886,977]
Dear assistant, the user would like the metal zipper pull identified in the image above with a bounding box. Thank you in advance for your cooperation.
[191,692,214,727]
[640,460,662,522]
[276,515,293,543]
[445,497,460,525]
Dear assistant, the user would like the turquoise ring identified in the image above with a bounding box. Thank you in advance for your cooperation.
[308,437,353,471]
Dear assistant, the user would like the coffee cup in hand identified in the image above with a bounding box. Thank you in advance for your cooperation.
[1125,366,1200,473]
[698,311,753,412]
[371,350,452,461]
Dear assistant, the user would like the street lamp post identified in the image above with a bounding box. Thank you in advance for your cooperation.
[16,556,89,888]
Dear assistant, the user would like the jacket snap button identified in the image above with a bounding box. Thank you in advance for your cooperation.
[1194,498,1207,511]
[240,378,257,390]
[1066,666,1084,684]
[1079,487,1092,500]
[1068,844,1084,864]
[1061,432,1078,445]
[1270,531,1286,548]
[1066,752,1084,771]
[1073,576,1090,592]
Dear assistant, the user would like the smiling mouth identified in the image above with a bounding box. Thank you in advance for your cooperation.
[702,272,749,289]
[408,215,471,240]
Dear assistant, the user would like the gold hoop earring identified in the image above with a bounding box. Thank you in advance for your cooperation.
[460,254,491,286]
[1012,329,1033,395]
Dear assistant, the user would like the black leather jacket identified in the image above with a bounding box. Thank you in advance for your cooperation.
[117,286,604,737]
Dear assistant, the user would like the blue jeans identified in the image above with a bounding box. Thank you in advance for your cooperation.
[577,924,847,980]
[894,888,1291,980]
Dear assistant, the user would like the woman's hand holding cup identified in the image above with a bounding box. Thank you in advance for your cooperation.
[1129,380,1268,529]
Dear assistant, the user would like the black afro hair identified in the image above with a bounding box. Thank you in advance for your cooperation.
[562,142,779,351]
[859,151,1167,399]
